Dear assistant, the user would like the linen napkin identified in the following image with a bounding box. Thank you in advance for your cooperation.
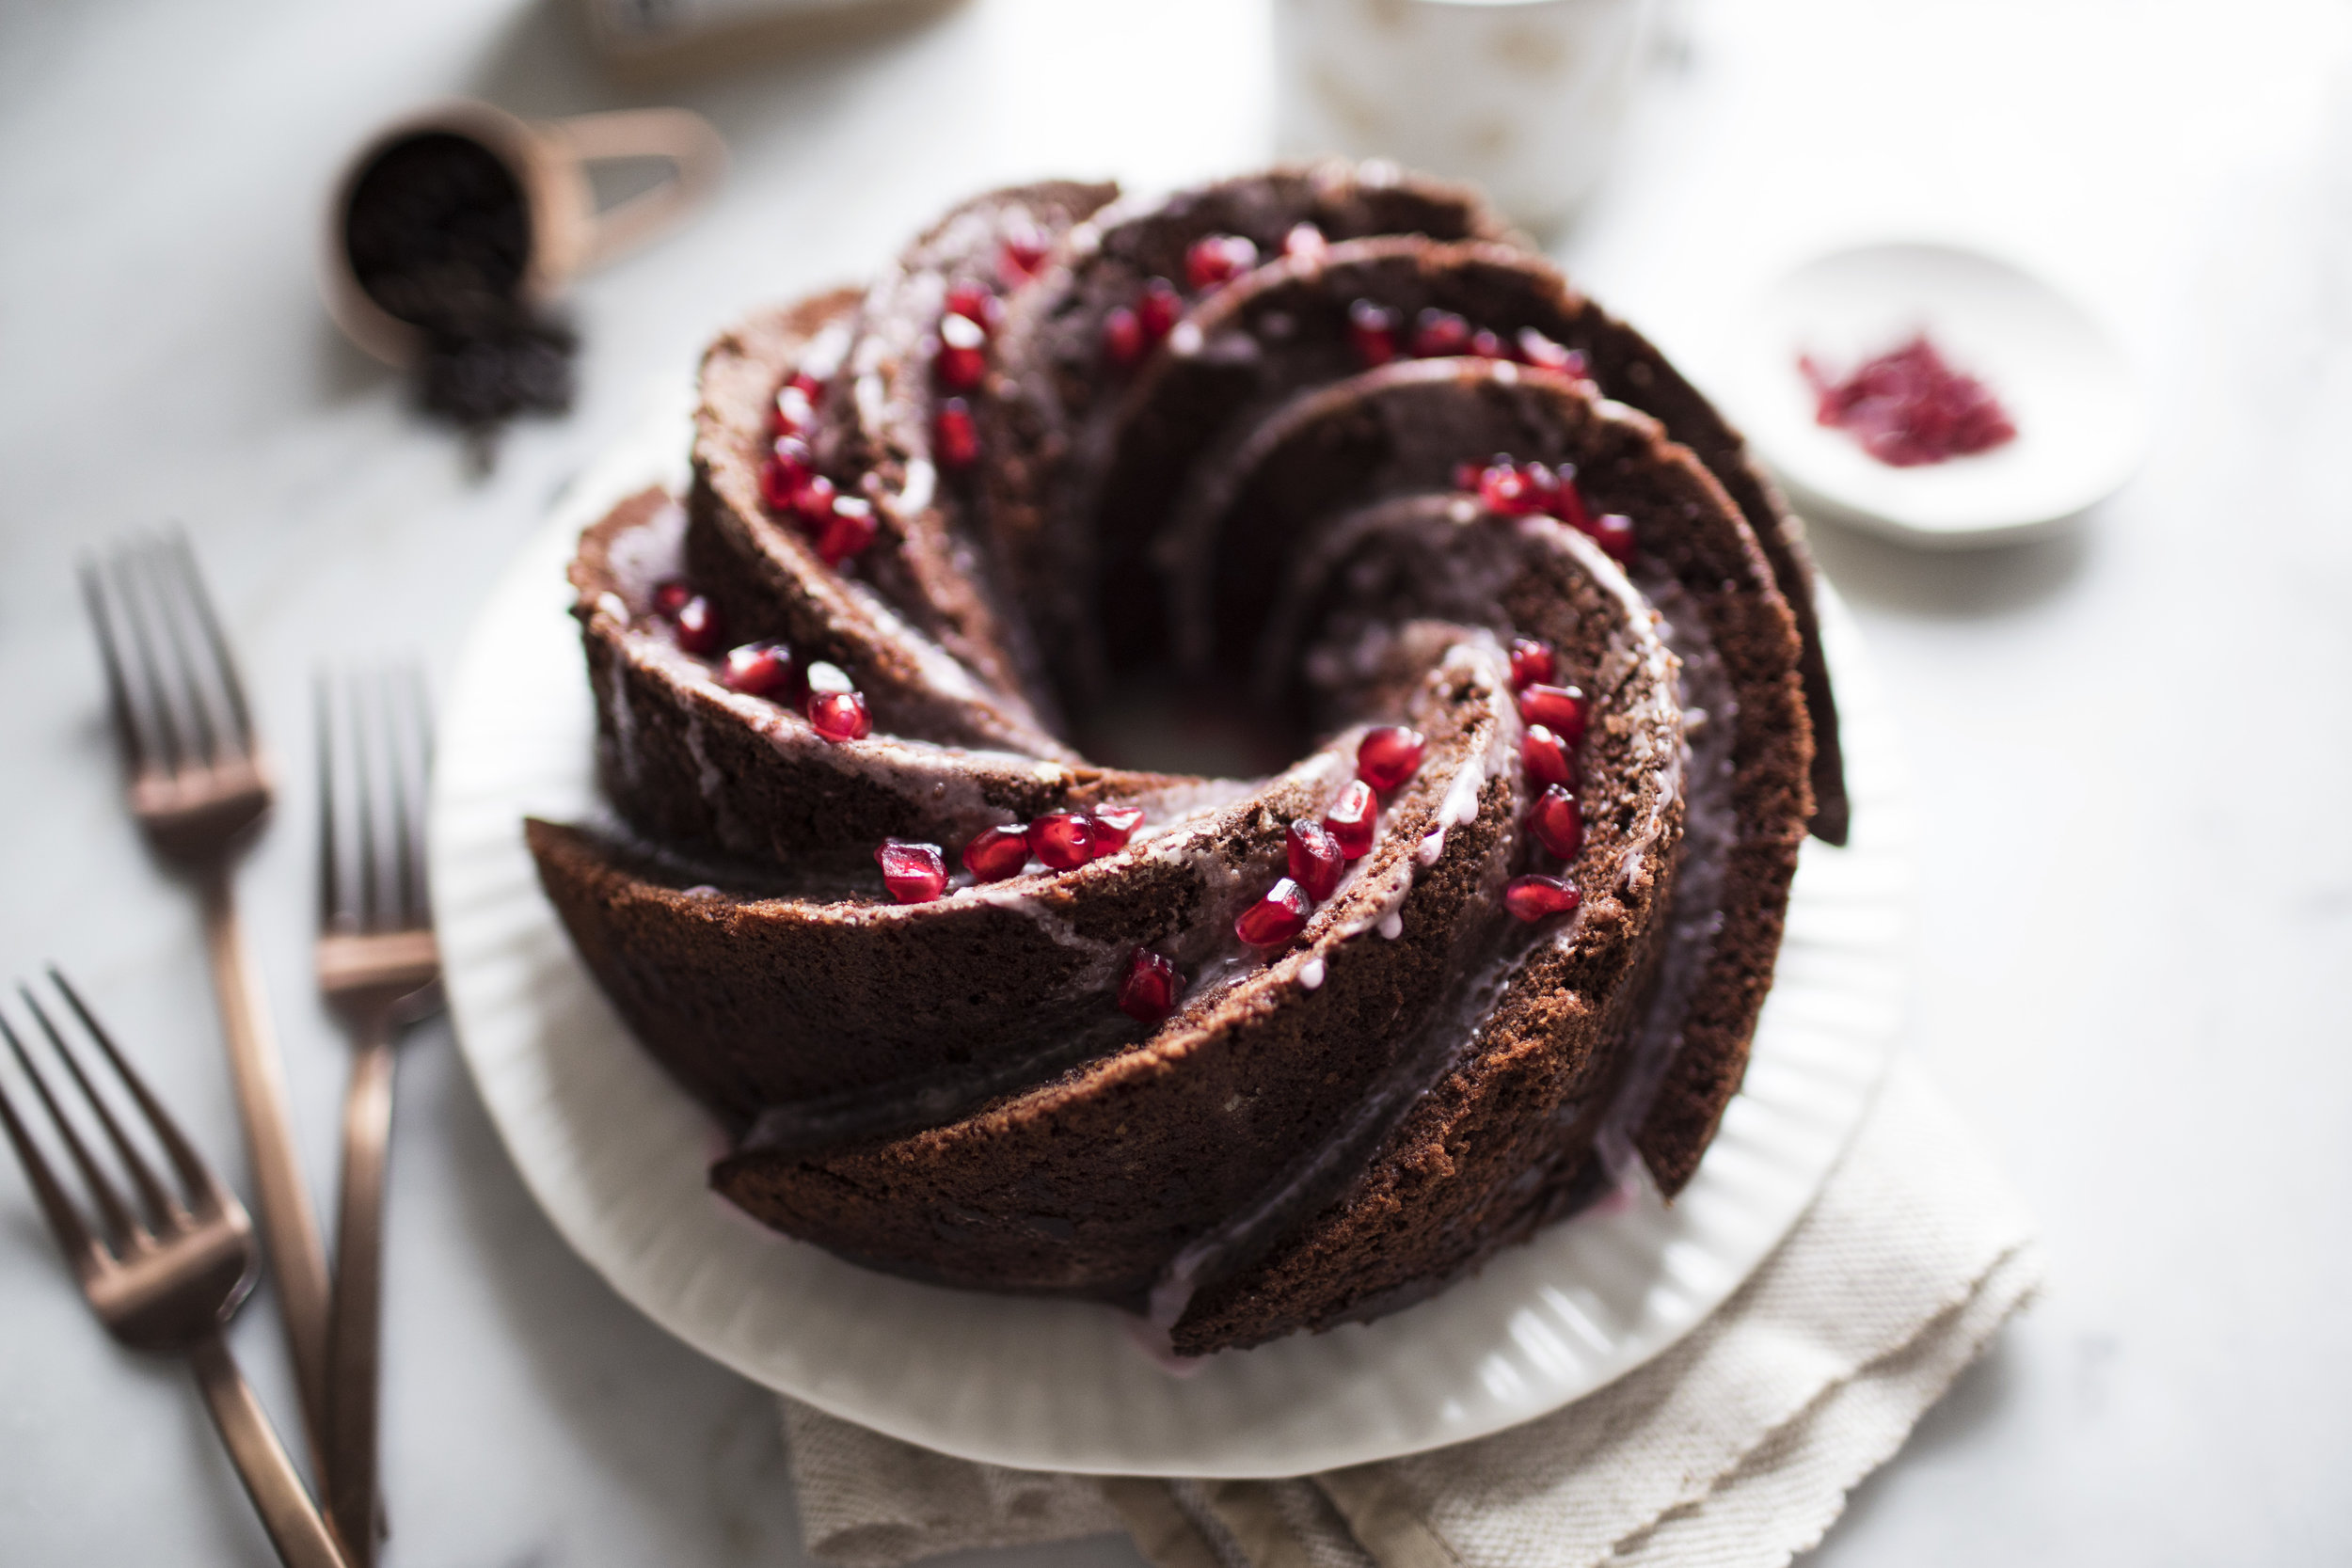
[780,1059,2041,1568]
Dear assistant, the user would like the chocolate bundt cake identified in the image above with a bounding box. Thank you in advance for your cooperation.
[526,165,1839,1355]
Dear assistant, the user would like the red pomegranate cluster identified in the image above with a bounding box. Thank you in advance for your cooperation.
[1456,454,1635,564]
[1502,636,1586,924]
[1348,302,1588,382]
[652,581,876,747]
[872,804,1150,910]
[1799,332,2017,467]
[760,373,880,567]
[1231,725,1423,959]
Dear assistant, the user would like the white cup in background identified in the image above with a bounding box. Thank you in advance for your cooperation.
[1275,0,1656,232]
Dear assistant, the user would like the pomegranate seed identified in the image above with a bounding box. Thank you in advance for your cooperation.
[1509,638,1556,690]
[651,579,693,617]
[1348,299,1401,367]
[1411,309,1472,357]
[944,282,997,331]
[720,640,795,698]
[1286,819,1343,900]
[1518,683,1587,744]
[1470,327,1508,359]
[1453,459,1485,492]
[1028,812,1097,870]
[875,839,948,903]
[998,224,1050,286]
[1478,461,1543,517]
[1324,780,1377,859]
[1281,222,1327,262]
[1358,726,1426,792]
[936,311,988,391]
[1587,513,1637,563]
[1104,306,1145,367]
[1525,785,1584,859]
[761,436,815,510]
[790,472,839,528]
[1235,878,1311,947]
[1184,233,1259,291]
[803,662,870,742]
[1522,724,1577,789]
[1136,277,1182,343]
[934,398,979,468]
[771,388,818,441]
[814,497,878,566]
[961,824,1031,881]
[673,595,724,656]
[1504,874,1581,923]
[1089,804,1144,850]
[1516,328,1585,378]
[1118,948,1183,1023]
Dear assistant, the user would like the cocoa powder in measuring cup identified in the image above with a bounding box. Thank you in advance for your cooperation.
[342,132,576,435]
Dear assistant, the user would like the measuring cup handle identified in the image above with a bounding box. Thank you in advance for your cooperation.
[544,109,726,271]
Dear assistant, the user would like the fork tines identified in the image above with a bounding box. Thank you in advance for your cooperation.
[79,531,260,786]
[0,971,234,1277]
[316,666,434,942]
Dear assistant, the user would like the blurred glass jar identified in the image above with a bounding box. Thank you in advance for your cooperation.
[1275,0,1656,232]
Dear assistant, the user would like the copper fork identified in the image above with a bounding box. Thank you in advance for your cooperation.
[79,531,334,1477]
[0,971,349,1566]
[315,668,441,1566]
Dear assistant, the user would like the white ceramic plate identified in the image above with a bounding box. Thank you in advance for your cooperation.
[429,390,1916,1476]
[1720,242,2145,547]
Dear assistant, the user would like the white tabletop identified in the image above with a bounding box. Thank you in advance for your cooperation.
[4,0,2348,1561]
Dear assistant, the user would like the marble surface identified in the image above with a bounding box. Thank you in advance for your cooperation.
[3,0,2349,1561]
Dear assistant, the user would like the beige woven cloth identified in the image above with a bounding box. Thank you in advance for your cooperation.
[780,1060,2041,1568]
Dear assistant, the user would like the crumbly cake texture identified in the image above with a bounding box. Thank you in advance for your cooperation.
[525,165,1831,1354]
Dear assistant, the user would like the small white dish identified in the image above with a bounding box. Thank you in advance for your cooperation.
[1720,243,2145,548]
[425,388,1916,1476]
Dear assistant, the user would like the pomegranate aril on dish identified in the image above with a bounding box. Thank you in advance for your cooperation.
[672,594,725,656]
[1509,638,1556,690]
[934,398,979,468]
[1104,306,1145,368]
[1525,785,1584,860]
[1357,726,1426,793]
[1469,327,1508,360]
[961,824,1032,881]
[761,436,816,511]
[875,839,948,904]
[1324,780,1377,859]
[720,640,796,699]
[1088,805,1145,851]
[1118,948,1184,1024]
[1286,819,1344,900]
[997,224,1049,286]
[1518,683,1587,744]
[651,578,694,617]
[1235,878,1312,948]
[1136,277,1182,343]
[943,282,999,331]
[1410,309,1472,358]
[772,379,817,436]
[1184,233,1259,291]
[1281,222,1327,263]
[790,472,839,527]
[1348,299,1401,367]
[1504,874,1581,924]
[1028,812,1098,870]
[935,310,988,391]
[1586,513,1637,563]
[803,662,871,743]
[1522,724,1577,789]
[813,497,878,566]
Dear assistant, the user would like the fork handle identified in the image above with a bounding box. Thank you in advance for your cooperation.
[326,1026,394,1567]
[199,868,335,1480]
[189,1332,354,1568]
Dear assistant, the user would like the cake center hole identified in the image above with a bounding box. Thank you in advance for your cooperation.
[1072,668,1302,780]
